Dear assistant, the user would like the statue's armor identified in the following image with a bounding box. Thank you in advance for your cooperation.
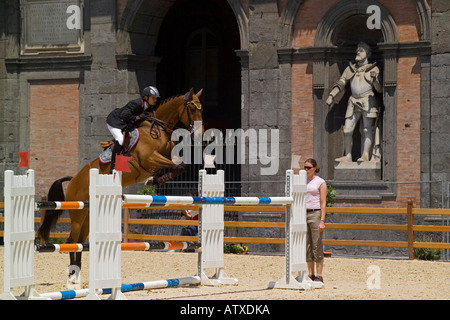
[350,70,374,98]
[334,62,380,119]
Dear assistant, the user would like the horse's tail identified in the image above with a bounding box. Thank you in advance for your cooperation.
[37,176,72,242]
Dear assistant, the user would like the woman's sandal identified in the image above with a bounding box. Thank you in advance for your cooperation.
[314,276,324,283]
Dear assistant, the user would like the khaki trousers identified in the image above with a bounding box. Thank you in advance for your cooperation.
[306,210,324,263]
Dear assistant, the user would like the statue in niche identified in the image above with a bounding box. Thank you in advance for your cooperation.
[326,42,382,163]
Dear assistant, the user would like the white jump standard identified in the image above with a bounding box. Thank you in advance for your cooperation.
[0,170,47,300]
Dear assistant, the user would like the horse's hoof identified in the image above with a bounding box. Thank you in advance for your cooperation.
[67,265,81,290]
[144,177,154,186]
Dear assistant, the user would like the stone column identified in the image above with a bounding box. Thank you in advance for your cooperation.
[242,1,289,194]
[83,0,124,162]
[238,1,288,253]
[0,1,22,190]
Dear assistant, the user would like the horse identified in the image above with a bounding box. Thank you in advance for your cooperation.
[37,88,203,288]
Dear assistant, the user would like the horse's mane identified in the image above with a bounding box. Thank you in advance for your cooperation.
[157,95,182,107]
[145,94,184,131]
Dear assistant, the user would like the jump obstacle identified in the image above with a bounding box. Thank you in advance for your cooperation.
[40,276,201,300]
[1,168,322,300]
[36,201,89,210]
[34,241,201,253]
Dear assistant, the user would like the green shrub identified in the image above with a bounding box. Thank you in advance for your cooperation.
[137,185,156,195]
[327,184,336,207]
[224,243,248,254]
[414,235,442,261]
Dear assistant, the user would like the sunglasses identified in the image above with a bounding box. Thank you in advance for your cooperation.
[304,166,313,170]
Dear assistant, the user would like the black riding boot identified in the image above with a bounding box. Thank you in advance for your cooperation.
[110,140,121,173]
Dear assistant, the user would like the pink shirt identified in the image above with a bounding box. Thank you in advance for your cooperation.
[306,176,326,210]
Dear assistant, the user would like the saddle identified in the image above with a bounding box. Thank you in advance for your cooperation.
[100,130,131,150]
[99,128,139,164]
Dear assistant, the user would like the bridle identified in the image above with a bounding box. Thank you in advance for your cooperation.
[183,98,202,133]
[143,96,202,139]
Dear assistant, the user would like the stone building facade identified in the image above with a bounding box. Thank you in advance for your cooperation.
[1,1,449,254]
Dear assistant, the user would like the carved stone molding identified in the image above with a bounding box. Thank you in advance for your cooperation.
[5,55,92,73]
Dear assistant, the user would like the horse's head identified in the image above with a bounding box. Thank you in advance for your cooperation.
[181,88,204,135]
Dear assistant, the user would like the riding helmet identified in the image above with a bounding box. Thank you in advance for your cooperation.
[142,86,160,98]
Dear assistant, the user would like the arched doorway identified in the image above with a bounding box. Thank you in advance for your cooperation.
[155,0,242,192]
[156,0,241,132]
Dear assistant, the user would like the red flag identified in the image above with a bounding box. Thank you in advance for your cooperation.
[115,155,132,172]
[18,151,30,169]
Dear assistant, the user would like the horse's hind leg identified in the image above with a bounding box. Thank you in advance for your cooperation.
[67,209,88,289]
[67,251,82,290]
[67,238,82,289]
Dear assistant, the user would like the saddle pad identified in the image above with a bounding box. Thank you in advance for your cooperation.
[99,128,139,164]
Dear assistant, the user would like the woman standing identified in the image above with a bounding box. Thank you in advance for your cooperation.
[303,158,327,283]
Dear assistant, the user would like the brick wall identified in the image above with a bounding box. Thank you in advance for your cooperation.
[395,57,422,205]
[29,80,80,197]
[292,0,340,47]
[291,61,314,161]
[290,0,340,163]
[382,1,421,42]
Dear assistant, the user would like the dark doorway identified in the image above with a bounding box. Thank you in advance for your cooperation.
[156,0,241,132]
[155,0,241,193]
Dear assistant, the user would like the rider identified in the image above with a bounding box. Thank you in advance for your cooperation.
[106,86,160,173]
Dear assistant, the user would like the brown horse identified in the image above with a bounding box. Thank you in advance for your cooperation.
[37,88,203,288]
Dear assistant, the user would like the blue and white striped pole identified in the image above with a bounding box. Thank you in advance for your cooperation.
[40,276,201,300]
[122,195,293,206]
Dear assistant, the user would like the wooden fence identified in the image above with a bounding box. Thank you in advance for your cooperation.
[325,201,450,259]
[1,201,450,260]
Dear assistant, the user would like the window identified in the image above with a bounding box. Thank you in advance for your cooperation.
[185,28,220,112]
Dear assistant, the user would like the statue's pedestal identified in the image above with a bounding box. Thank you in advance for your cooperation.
[334,161,381,181]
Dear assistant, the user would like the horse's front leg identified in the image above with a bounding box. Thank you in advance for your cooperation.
[143,149,187,185]
[152,162,187,185]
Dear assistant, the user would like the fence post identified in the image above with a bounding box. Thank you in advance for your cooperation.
[197,169,238,286]
[407,200,415,260]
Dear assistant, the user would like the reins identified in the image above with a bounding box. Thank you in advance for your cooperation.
[146,117,173,139]
[142,97,201,138]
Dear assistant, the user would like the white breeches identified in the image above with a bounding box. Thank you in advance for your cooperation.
[107,124,124,145]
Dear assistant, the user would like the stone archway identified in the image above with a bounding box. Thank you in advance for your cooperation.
[116,0,246,96]
[155,0,241,134]
[117,0,241,129]
[117,0,242,185]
